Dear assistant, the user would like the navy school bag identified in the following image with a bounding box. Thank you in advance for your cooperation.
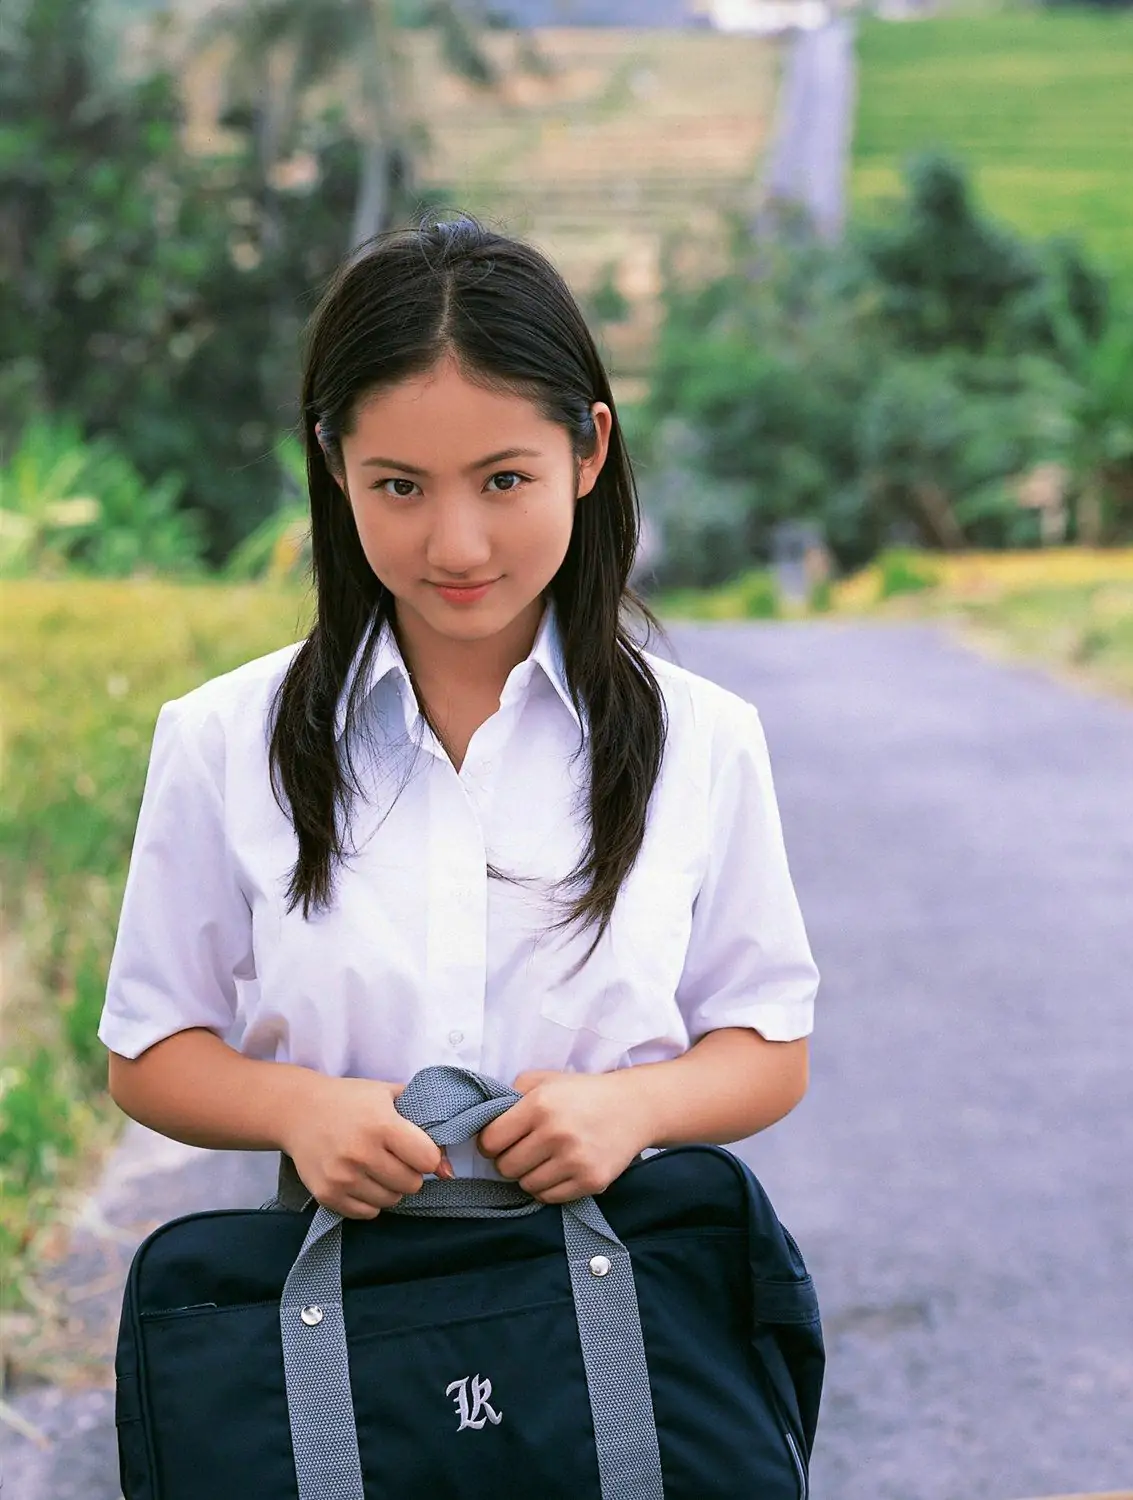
[114,1066,823,1499]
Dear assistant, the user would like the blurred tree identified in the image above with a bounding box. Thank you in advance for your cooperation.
[859,153,1109,358]
[0,0,510,563]
[200,0,509,253]
[0,0,342,559]
[855,354,1067,552]
[638,155,1123,581]
[1047,294,1133,543]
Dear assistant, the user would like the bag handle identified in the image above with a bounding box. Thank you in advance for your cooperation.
[389,1064,542,1218]
[278,1065,664,1500]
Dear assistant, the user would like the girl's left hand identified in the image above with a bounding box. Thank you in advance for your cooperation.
[476,1070,653,1203]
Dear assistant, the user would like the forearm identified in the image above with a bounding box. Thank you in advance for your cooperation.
[619,1027,809,1150]
[107,1027,320,1153]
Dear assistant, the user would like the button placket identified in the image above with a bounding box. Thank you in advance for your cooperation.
[426,769,487,1064]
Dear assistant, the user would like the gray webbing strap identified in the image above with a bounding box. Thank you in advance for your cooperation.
[279,1065,664,1500]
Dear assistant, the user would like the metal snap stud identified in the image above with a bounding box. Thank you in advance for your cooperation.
[300,1305,324,1326]
[589,1255,611,1278]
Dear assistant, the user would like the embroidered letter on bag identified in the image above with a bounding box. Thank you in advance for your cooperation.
[446,1374,503,1431]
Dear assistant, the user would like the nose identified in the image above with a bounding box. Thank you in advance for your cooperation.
[424,496,493,578]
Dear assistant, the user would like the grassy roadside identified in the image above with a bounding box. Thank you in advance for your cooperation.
[654,548,1133,701]
[0,579,313,1378]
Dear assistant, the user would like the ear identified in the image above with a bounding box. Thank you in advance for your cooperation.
[315,421,349,496]
[576,402,613,499]
[320,451,349,499]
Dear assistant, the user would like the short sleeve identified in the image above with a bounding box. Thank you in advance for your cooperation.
[675,698,818,1043]
[99,699,252,1060]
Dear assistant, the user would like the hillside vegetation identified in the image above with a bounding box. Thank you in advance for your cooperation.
[180,27,778,381]
[853,10,1133,281]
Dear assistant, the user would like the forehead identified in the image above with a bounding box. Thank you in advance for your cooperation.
[350,360,561,454]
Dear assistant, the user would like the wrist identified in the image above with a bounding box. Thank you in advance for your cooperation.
[273,1063,329,1156]
[607,1063,674,1155]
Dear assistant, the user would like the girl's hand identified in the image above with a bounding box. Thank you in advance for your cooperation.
[282,1074,452,1220]
[476,1070,654,1204]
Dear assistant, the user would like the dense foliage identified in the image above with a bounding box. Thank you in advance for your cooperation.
[638,155,1133,588]
[0,0,449,564]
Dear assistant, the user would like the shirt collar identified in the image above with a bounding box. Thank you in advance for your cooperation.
[334,596,584,744]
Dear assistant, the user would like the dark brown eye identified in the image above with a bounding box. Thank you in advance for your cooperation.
[377,478,419,498]
[486,471,526,493]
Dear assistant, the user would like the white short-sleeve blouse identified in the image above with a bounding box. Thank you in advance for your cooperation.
[99,599,819,1178]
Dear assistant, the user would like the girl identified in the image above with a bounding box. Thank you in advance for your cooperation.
[100,216,818,1222]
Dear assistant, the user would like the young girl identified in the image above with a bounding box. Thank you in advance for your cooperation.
[100,216,819,1222]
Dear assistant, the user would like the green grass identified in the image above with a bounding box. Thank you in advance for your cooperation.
[852,8,1133,282]
[938,579,1133,697]
[0,580,312,1337]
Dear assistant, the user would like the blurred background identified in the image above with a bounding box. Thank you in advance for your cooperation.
[1,0,1132,1496]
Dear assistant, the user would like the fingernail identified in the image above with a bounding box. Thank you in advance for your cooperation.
[437,1157,455,1180]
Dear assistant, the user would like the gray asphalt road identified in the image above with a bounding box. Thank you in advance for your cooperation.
[6,620,1132,1499]
[666,620,1133,1500]
[760,17,856,241]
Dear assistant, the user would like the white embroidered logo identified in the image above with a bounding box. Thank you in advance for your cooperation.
[446,1374,503,1431]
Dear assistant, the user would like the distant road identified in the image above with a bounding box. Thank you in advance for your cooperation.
[760,16,857,241]
[7,621,1133,1498]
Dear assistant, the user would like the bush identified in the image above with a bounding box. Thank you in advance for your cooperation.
[0,416,205,577]
[737,570,779,618]
[877,547,941,599]
[639,152,1124,585]
[0,1049,80,1201]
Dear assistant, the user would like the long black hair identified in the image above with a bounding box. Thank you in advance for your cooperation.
[269,214,670,974]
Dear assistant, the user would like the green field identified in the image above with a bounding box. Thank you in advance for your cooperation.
[852,9,1133,280]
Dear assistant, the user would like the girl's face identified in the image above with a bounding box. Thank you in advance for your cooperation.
[334,356,611,661]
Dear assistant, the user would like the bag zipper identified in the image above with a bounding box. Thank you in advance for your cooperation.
[140,1302,219,1320]
[784,1427,808,1500]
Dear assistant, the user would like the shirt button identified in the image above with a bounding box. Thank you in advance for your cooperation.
[448,1029,464,1047]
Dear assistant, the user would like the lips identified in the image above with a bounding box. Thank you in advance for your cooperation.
[431,579,498,604]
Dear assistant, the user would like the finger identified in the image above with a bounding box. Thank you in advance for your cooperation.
[436,1151,455,1181]
[338,1199,382,1221]
[362,1152,425,1197]
[495,1139,554,1183]
[388,1118,443,1176]
[477,1097,532,1158]
[516,1161,573,1198]
[526,1178,584,1206]
[353,1181,406,1211]
[330,1182,401,1217]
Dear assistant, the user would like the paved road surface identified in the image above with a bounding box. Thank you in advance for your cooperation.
[759,17,856,242]
[6,620,1132,1499]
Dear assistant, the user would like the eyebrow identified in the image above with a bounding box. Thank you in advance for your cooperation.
[359,447,544,477]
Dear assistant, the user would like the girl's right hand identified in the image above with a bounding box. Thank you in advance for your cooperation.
[280,1074,449,1219]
